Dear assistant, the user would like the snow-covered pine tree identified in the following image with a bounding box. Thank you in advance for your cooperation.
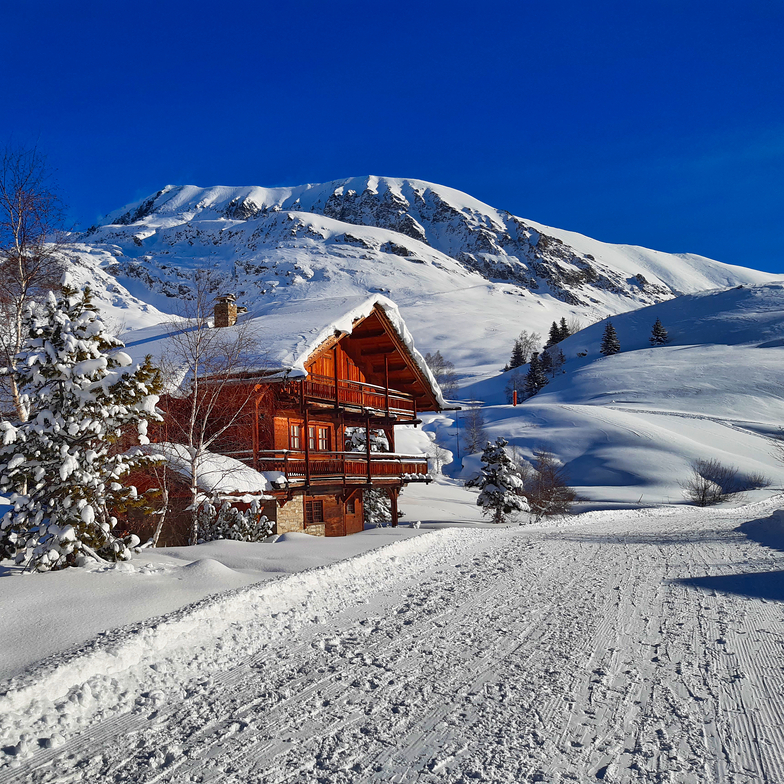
[344,427,390,453]
[0,284,162,571]
[524,352,548,397]
[363,487,392,526]
[650,317,669,346]
[197,498,272,542]
[475,437,529,524]
[600,320,620,356]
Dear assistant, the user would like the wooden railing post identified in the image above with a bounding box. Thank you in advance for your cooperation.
[253,394,260,470]
[333,344,340,409]
[365,409,372,484]
[304,406,311,488]
[384,354,390,417]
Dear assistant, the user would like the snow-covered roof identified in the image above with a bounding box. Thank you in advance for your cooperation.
[138,443,278,499]
[123,294,447,408]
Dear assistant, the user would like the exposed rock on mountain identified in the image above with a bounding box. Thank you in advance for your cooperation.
[69,176,775,375]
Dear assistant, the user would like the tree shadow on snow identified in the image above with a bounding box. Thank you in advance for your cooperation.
[675,571,784,602]
[736,512,784,554]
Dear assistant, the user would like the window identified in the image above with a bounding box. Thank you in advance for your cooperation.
[346,498,356,514]
[289,424,301,450]
[318,427,330,452]
[305,500,324,525]
[308,425,330,451]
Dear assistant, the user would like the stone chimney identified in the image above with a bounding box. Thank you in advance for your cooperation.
[214,294,238,328]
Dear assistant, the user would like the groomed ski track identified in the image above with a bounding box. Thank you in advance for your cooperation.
[2,502,784,783]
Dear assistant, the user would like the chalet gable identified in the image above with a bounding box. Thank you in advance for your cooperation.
[304,304,443,412]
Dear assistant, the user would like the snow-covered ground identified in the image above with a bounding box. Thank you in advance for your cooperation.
[2,481,784,782]
[444,282,784,506]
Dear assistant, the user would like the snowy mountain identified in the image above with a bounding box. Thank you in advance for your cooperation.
[69,176,775,379]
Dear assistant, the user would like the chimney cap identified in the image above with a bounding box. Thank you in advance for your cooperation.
[216,293,236,303]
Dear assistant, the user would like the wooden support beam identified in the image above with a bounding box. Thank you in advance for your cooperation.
[304,406,311,488]
[371,363,409,374]
[390,488,399,528]
[365,409,372,485]
[347,330,387,341]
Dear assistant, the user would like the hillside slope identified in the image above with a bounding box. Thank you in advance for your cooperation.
[450,282,784,505]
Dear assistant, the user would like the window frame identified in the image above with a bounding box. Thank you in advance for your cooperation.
[305,500,324,525]
[289,423,302,450]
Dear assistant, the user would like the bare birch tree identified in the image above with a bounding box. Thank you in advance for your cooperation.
[0,145,67,419]
[462,404,487,454]
[157,274,267,544]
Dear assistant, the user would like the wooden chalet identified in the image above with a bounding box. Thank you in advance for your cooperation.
[134,294,447,541]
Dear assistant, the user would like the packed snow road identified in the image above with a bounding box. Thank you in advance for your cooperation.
[2,502,784,783]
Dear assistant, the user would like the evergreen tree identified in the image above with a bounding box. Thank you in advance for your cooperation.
[509,339,525,369]
[197,498,272,542]
[524,352,548,397]
[364,488,392,526]
[559,317,570,341]
[546,321,561,348]
[475,438,529,524]
[599,320,620,356]
[650,317,669,346]
[0,285,162,571]
[345,427,389,452]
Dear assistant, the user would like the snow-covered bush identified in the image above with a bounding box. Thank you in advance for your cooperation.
[0,285,162,571]
[475,438,529,524]
[345,427,389,453]
[197,498,272,542]
[364,488,392,526]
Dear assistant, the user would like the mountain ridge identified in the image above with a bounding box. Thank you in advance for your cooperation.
[69,176,777,378]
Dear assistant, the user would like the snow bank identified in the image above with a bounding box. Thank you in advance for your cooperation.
[0,527,495,762]
[138,442,274,496]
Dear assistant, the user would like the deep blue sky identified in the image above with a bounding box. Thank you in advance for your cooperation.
[3,0,782,271]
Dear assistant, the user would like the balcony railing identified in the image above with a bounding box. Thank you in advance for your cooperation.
[230,449,430,484]
[289,374,417,417]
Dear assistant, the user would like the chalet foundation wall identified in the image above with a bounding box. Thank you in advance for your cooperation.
[276,495,304,534]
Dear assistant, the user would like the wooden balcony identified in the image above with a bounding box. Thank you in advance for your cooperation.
[290,374,417,418]
[230,449,430,485]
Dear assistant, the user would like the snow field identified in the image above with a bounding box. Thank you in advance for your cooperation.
[0,526,507,766]
[3,499,784,782]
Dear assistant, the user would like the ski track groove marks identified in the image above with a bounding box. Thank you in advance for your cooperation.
[0,531,521,784]
[4,507,784,783]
